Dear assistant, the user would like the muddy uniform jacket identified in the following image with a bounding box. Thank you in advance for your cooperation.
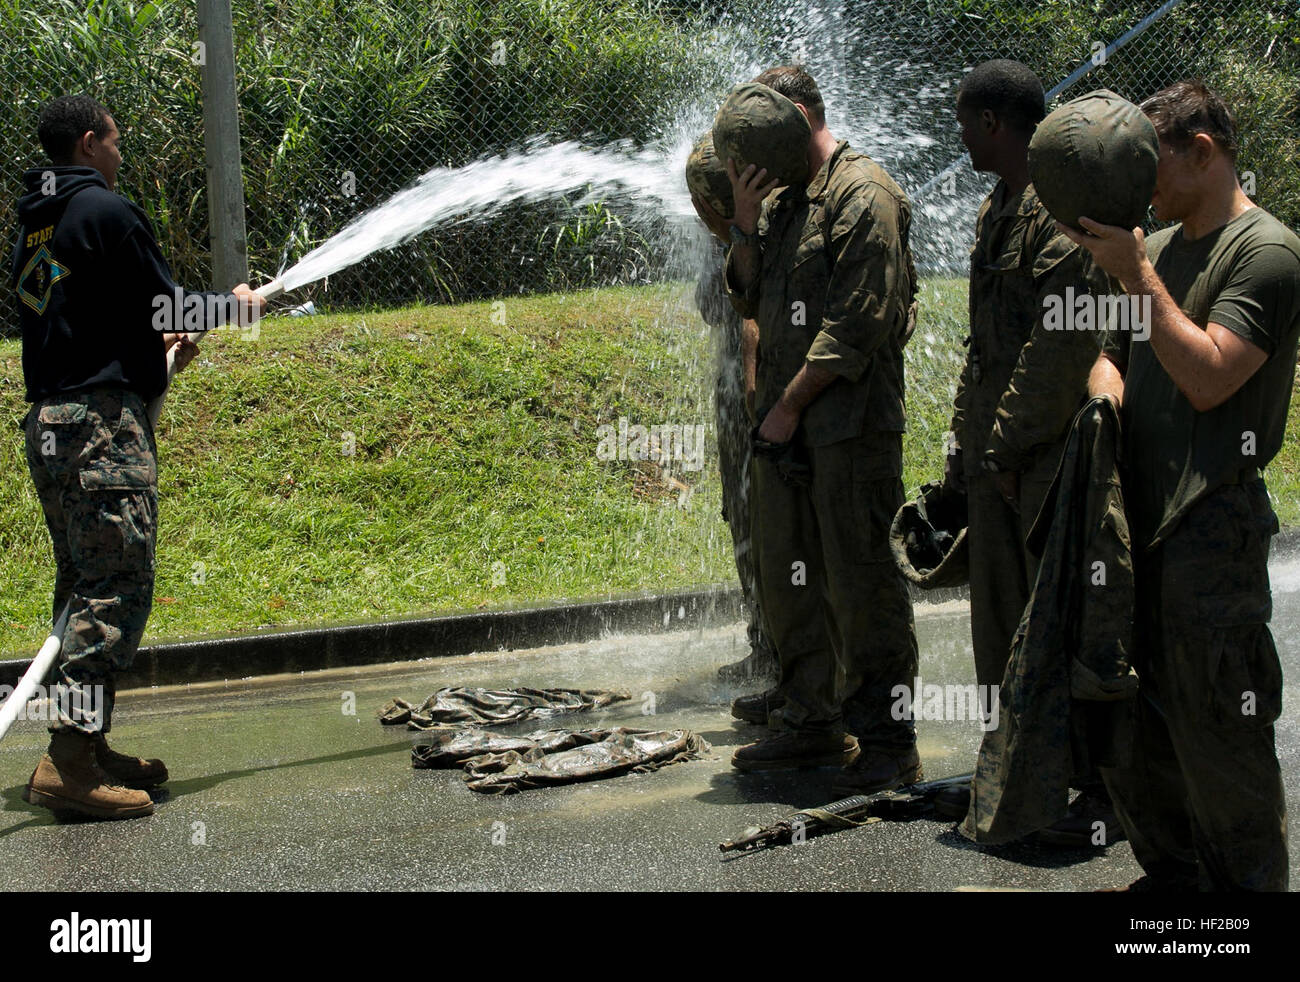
[951,182,1110,473]
[964,397,1139,844]
[725,141,916,445]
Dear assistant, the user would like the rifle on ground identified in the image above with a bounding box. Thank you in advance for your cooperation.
[719,772,973,854]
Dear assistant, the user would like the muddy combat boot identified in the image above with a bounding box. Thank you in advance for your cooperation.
[730,688,786,725]
[731,730,858,771]
[831,744,923,796]
[1036,787,1126,848]
[717,646,779,683]
[23,731,154,820]
[93,733,168,790]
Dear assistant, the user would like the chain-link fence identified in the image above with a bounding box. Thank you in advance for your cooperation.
[3,0,1297,334]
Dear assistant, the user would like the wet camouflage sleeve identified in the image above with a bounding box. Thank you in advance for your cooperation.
[984,230,1111,470]
[695,248,739,332]
[804,180,910,381]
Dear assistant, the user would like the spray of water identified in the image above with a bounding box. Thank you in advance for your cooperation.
[272,2,972,297]
[277,139,696,293]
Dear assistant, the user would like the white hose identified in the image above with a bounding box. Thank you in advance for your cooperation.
[255,278,285,301]
[0,604,69,744]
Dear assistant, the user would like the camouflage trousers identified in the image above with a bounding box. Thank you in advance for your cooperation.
[751,429,918,750]
[714,368,770,662]
[24,388,158,735]
[1101,481,1288,891]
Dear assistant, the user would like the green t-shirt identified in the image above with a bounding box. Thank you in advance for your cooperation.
[1104,206,1300,548]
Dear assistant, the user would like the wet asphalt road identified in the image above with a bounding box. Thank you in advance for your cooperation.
[2,557,1298,892]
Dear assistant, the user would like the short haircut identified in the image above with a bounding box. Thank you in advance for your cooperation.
[753,65,825,123]
[956,59,1046,134]
[37,94,112,164]
[1140,80,1238,161]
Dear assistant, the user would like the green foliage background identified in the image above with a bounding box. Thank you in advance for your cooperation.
[2,0,1296,334]
[929,0,1299,228]
[0,0,717,329]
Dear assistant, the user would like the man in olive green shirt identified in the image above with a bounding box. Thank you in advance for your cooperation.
[717,66,920,792]
[1068,81,1297,891]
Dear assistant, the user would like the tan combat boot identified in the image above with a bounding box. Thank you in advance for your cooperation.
[23,730,154,820]
[93,733,169,789]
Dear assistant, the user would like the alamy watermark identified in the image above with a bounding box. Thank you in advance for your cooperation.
[595,416,707,471]
[1043,287,1151,342]
[891,676,999,731]
[49,912,151,962]
[0,683,106,730]
[150,288,261,339]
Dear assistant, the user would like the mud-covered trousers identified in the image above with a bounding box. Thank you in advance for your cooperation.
[1100,481,1288,891]
[965,448,1058,693]
[750,429,918,750]
[24,387,158,735]
[715,359,771,663]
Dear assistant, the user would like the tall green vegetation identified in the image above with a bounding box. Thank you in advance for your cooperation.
[0,0,712,330]
[932,0,1300,228]
[2,0,1296,335]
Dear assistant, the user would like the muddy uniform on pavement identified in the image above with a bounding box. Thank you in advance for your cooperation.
[726,141,918,750]
[695,246,771,668]
[1100,206,1300,891]
[950,180,1108,692]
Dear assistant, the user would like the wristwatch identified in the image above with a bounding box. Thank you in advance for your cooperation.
[729,225,760,247]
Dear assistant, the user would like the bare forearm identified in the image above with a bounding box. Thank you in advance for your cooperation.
[1133,262,1244,410]
[742,318,758,395]
[1088,352,1125,405]
[780,361,836,414]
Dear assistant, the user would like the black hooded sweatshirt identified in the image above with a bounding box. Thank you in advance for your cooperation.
[12,166,232,403]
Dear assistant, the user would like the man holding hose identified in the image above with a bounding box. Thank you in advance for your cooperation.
[12,94,263,820]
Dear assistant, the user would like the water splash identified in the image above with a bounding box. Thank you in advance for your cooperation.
[278,138,701,293]
[273,1,978,297]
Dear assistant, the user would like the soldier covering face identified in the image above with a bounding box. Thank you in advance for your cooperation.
[717,67,922,794]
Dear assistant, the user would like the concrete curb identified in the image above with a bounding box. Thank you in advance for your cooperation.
[0,586,745,691]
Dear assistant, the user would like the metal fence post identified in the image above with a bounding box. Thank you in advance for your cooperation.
[197,0,249,290]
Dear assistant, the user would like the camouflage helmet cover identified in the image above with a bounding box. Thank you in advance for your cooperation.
[685,133,734,219]
[711,82,812,189]
[1028,88,1159,231]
